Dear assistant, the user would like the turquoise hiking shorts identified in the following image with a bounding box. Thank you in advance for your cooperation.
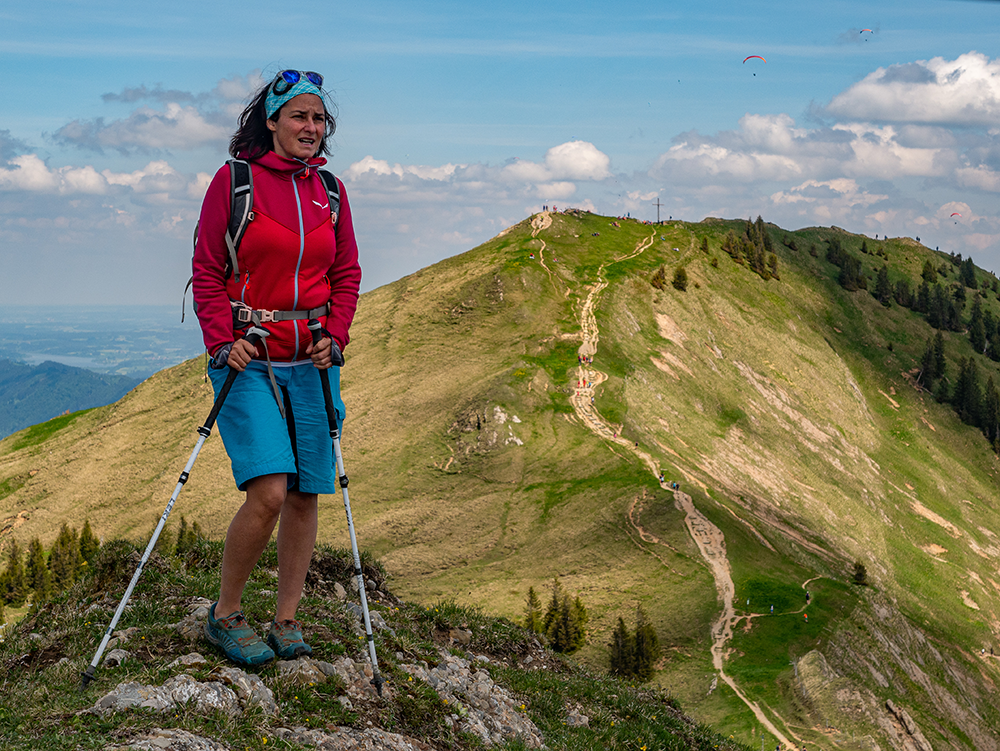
[209,360,345,493]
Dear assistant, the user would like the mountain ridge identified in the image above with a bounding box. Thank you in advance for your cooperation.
[0,357,140,439]
[3,210,1000,749]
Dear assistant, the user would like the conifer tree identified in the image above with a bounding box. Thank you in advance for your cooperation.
[0,538,29,606]
[935,377,950,404]
[25,537,50,603]
[48,523,81,592]
[894,278,912,308]
[542,578,562,640]
[632,605,661,681]
[767,253,779,280]
[852,562,868,586]
[922,260,937,284]
[969,295,986,353]
[875,265,892,307]
[983,377,1000,444]
[952,357,983,427]
[524,586,543,633]
[609,617,633,677]
[960,256,978,289]
[700,236,709,252]
[550,597,579,653]
[79,520,100,566]
[933,331,947,380]
[990,332,1000,363]
[671,266,688,292]
[650,265,667,291]
[915,280,931,313]
[918,338,937,387]
[542,578,587,653]
[984,307,997,355]
[722,230,738,259]
[928,285,947,329]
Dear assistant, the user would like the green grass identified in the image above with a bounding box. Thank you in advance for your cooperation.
[0,536,746,751]
[6,408,94,452]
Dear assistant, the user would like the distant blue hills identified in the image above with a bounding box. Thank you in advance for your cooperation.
[0,358,141,439]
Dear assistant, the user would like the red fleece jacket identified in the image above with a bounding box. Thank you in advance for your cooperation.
[192,151,362,362]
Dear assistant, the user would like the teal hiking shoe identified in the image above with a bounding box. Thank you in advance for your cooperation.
[204,603,275,666]
[267,618,313,659]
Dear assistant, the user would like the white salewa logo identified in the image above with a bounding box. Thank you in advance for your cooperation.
[313,200,329,209]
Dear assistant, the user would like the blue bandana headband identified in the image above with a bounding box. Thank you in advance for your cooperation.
[265,73,325,119]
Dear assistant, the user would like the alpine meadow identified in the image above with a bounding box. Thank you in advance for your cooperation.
[4,210,1000,750]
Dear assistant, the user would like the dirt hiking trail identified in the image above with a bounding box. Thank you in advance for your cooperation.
[545,217,800,749]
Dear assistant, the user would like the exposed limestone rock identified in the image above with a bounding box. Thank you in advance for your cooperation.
[103,649,130,667]
[105,727,230,750]
[886,700,933,751]
[93,674,240,716]
[276,656,329,687]
[401,649,543,748]
[168,653,209,669]
[211,665,279,716]
[274,725,429,750]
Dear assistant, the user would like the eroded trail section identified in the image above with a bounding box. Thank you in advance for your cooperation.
[530,212,558,290]
[569,230,659,478]
[675,492,796,748]
[554,223,797,749]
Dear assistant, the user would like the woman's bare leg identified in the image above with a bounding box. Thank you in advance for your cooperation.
[275,490,318,621]
[216,473,288,616]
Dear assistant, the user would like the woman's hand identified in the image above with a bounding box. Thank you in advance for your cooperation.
[306,335,342,369]
[226,338,258,371]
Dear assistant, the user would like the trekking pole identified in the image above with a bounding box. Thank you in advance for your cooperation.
[307,319,384,696]
[80,328,267,691]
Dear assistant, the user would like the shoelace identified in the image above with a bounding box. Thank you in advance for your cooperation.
[273,619,303,635]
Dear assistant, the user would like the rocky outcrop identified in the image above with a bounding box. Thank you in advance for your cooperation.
[400,649,544,748]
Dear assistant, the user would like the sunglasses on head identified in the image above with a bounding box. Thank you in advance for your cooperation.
[271,70,324,96]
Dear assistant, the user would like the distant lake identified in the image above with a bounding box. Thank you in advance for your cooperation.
[0,305,206,379]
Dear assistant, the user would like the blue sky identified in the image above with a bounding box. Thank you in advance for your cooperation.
[3,0,1000,305]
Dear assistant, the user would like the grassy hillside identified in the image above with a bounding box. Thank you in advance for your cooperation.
[3,210,1000,749]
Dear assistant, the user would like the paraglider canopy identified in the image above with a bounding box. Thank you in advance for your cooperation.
[950,212,962,217]
[743,55,766,64]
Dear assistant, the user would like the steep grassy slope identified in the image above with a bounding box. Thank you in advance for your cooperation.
[2,211,1000,749]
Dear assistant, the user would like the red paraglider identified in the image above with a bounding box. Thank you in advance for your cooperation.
[743,56,766,76]
[950,212,962,217]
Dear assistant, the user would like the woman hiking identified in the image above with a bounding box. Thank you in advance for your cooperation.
[191,69,362,666]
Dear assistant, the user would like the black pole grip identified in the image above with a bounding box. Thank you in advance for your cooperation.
[203,331,262,431]
[307,320,339,434]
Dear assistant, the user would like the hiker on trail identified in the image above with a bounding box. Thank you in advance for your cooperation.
[191,68,361,667]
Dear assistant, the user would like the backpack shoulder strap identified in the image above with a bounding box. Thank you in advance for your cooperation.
[225,158,254,279]
[182,159,253,323]
[317,169,341,229]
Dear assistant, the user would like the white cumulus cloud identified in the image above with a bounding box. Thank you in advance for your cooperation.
[826,52,1000,126]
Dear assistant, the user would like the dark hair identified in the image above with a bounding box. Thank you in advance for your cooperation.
[229,76,337,160]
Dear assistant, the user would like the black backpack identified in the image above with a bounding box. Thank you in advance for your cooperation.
[182,158,341,321]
